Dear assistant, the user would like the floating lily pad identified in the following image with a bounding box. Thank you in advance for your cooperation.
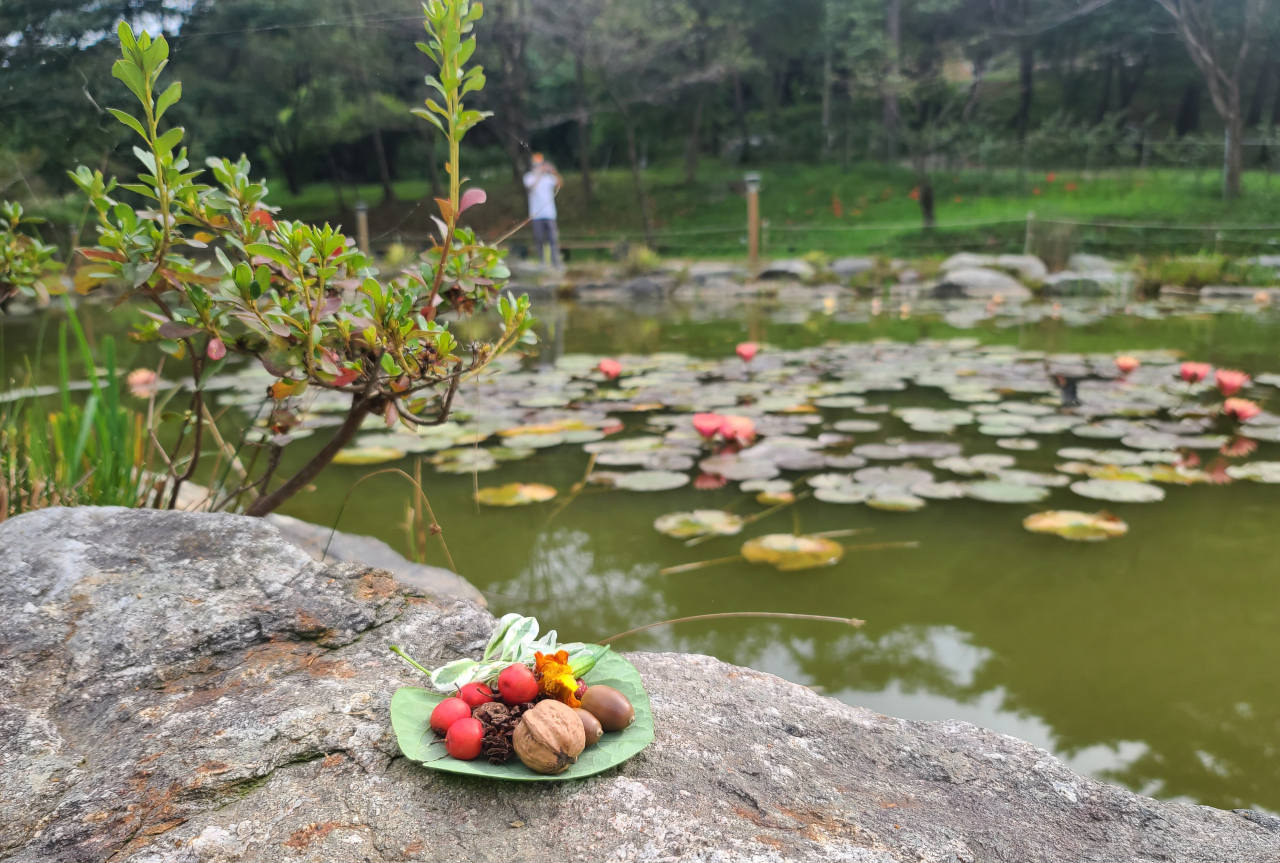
[909,481,968,499]
[503,432,566,449]
[741,533,845,571]
[965,482,1051,503]
[488,446,536,462]
[1070,479,1166,503]
[813,485,873,504]
[332,446,405,465]
[994,469,1071,488]
[832,419,883,433]
[611,470,691,492]
[813,396,867,408]
[934,454,1015,476]
[1225,462,1280,483]
[867,491,926,512]
[996,438,1039,451]
[698,455,779,481]
[1024,510,1129,541]
[854,466,934,487]
[653,509,744,539]
[475,483,558,506]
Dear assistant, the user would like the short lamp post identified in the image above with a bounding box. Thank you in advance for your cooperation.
[354,200,370,255]
[744,172,762,272]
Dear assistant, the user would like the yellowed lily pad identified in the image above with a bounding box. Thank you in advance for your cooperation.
[1023,510,1129,542]
[653,510,744,539]
[741,534,845,572]
[332,446,406,465]
[475,483,558,507]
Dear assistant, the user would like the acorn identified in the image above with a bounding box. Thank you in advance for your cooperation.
[575,708,604,746]
[579,685,635,732]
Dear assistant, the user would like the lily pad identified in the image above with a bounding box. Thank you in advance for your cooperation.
[503,433,566,449]
[654,510,744,539]
[996,438,1039,451]
[390,651,653,782]
[965,482,1051,503]
[813,485,873,504]
[1070,479,1166,503]
[867,491,926,512]
[854,466,934,487]
[1225,462,1280,483]
[909,481,968,500]
[832,419,882,433]
[611,470,691,492]
[475,483,558,507]
[1024,510,1129,541]
[332,446,405,465]
[741,533,845,571]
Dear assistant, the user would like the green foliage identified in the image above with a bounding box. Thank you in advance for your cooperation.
[1,302,145,519]
[0,201,61,306]
[66,6,535,516]
[621,244,662,276]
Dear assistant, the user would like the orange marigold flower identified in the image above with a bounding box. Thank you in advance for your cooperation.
[534,650,583,707]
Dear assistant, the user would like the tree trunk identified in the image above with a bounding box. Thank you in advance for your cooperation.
[884,0,901,162]
[245,399,373,517]
[575,54,593,205]
[1015,42,1033,142]
[732,71,751,164]
[684,90,705,184]
[325,148,347,211]
[917,174,935,229]
[371,126,396,203]
[821,51,833,156]
[418,125,442,199]
[623,116,655,248]
[1225,113,1244,199]
[1094,53,1114,124]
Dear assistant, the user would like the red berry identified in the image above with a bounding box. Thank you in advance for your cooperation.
[458,681,495,709]
[496,662,539,705]
[429,697,472,735]
[445,717,484,760]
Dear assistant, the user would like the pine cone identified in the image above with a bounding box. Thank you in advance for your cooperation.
[472,702,535,765]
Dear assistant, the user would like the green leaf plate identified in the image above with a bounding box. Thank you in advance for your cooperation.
[390,650,654,782]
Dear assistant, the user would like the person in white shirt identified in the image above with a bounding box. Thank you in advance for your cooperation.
[523,153,562,267]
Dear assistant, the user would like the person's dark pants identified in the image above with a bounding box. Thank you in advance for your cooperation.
[532,219,560,267]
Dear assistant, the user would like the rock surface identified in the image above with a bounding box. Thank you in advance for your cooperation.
[264,513,485,606]
[933,267,1032,299]
[3,507,1278,863]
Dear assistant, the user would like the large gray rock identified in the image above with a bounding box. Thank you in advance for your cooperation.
[933,267,1032,299]
[2,508,1277,862]
[758,258,816,280]
[830,256,876,278]
[941,253,1046,282]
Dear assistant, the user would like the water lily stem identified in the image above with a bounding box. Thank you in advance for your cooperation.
[658,555,744,575]
[600,612,865,645]
[547,452,597,522]
[389,645,434,677]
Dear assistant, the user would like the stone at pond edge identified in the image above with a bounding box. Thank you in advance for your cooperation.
[1,508,1276,863]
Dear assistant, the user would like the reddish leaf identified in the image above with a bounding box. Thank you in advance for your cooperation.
[248,210,276,228]
[458,188,486,214]
[434,198,454,225]
[158,322,202,339]
[81,249,126,262]
[333,367,358,387]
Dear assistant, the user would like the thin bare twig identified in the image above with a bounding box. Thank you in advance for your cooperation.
[600,612,865,645]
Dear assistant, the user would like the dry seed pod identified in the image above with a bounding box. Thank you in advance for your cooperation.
[512,699,586,774]
[575,708,604,746]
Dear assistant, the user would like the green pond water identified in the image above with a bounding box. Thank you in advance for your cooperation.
[5,294,1280,813]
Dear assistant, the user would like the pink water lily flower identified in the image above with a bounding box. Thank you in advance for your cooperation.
[1114,355,1139,374]
[719,415,756,444]
[598,358,622,380]
[1180,362,1211,384]
[1222,398,1262,422]
[1214,369,1250,397]
[692,413,724,440]
[126,368,159,399]
[735,342,759,362]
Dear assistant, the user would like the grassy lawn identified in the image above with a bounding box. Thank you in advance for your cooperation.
[266,160,1280,260]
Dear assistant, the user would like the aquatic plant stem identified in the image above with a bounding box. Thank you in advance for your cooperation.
[547,452,597,522]
[658,555,744,575]
[600,612,865,645]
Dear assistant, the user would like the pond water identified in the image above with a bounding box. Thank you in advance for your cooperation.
[5,292,1279,813]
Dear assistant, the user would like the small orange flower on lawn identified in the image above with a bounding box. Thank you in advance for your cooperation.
[909,187,921,200]
[953,196,963,203]
[1065,182,1078,192]
[1032,187,1041,196]
[534,650,582,707]
[1046,172,1057,183]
